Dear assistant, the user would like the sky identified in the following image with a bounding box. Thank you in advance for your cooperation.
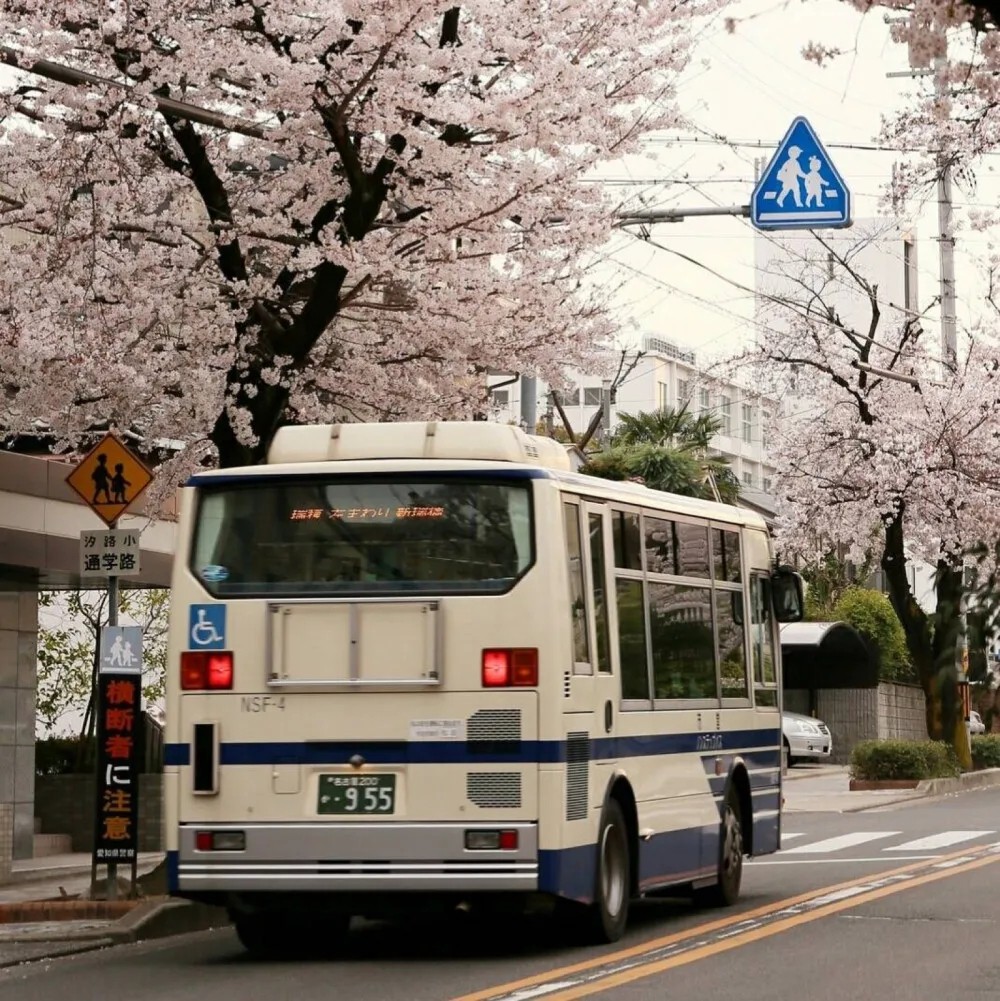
[587,0,999,369]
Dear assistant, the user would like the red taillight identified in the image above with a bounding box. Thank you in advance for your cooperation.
[181,651,234,690]
[498,829,519,851]
[482,648,538,687]
[482,649,510,687]
[195,831,212,852]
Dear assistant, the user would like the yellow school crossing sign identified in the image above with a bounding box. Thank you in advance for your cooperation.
[66,432,154,527]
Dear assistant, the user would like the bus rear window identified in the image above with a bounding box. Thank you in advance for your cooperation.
[190,477,534,597]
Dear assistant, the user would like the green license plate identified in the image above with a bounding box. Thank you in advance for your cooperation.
[318,774,396,815]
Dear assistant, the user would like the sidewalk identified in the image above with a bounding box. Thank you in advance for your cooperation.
[782,763,924,813]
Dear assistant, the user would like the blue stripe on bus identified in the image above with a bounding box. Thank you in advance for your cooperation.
[184,468,553,487]
[163,728,780,768]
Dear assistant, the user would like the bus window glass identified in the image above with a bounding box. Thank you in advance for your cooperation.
[612,511,642,571]
[588,513,612,673]
[673,521,711,579]
[713,528,742,583]
[648,583,715,699]
[751,576,777,686]
[563,503,590,665]
[190,478,534,597]
[644,517,677,576]
[616,579,650,699]
[716,591,748,699]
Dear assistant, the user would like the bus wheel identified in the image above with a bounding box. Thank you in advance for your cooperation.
[696,789,743,908]
[587,798,631,943]
[234,912,350,958]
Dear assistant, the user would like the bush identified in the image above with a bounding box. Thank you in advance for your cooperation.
[831,586,914,683]
[971,734,1000,771]
[850,739,961,781]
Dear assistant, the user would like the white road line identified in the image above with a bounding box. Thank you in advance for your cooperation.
[884,831,995,852]
[748,855,936,865]
[780,832,805,841]
[781,832,901,855]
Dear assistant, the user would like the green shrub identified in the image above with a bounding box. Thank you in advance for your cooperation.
[971,734,1000,771]
[849,739,961,781]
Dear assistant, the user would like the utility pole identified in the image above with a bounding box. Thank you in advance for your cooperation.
[601,378,612,449]
[519,376,537,432]
[934,51,958,370]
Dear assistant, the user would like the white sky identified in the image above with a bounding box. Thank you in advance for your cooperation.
[588,0,997,367]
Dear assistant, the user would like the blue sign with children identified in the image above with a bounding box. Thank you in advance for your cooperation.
[751,117,851,231]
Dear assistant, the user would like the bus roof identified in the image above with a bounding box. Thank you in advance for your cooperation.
[187,420,768,531]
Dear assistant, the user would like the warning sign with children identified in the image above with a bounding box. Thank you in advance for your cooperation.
[66,432,154,528]
[750,116,851,231]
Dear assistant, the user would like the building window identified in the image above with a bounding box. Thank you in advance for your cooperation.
[762,410,771,450]
[583,387,603,406]
[742,471,753,487]
[699,388,710,413]
[720,395,732,435]
[490,389,509,407]
[763,477,773,494]
[677,379,690,407]
[742,404,753,444]
[657,381,669,410]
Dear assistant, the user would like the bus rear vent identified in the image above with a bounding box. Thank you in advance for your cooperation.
[467,772,522,809]
[467,709,521,742]
[565,732,589,821]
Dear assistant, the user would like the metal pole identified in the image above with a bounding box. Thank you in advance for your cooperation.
[105,545,119,902]
[601,379,612,449]
[934,53,958,370]
[519,376,537,432]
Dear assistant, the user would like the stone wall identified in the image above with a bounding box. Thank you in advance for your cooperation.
[35,774,163,853]
[785,682,927,764]
[0,591,37,860]
[0,803,11,883]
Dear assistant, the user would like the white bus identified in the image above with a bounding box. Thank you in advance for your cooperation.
[164,421,803,955]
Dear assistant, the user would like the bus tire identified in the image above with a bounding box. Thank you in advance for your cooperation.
[587,797,631,943]
[695,788,744,908]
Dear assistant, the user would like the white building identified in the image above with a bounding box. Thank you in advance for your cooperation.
[487,335,780,513]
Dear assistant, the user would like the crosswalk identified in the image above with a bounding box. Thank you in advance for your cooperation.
[774,829,996,859]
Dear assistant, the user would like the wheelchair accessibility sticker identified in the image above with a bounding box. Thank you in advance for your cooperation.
[189,604,226,650]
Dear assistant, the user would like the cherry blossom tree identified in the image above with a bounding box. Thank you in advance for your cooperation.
[0,1,716,474]
[741,224,1000,767]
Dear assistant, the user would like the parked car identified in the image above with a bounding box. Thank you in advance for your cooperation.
[968,710,986,735]
[782,711,832,766]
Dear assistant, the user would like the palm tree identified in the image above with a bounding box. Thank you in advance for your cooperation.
[581,405,740,504]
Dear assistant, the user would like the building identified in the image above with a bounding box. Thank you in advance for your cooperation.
[487,335,780,515]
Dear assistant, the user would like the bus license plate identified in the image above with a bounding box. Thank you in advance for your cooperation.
[318,774,396,815]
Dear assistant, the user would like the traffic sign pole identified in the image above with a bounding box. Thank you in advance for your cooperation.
[105,528,119,901]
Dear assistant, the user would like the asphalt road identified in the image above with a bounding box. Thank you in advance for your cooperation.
[2,788,999,1001]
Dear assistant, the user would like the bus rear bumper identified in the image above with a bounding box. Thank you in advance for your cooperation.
[176,821,539,893]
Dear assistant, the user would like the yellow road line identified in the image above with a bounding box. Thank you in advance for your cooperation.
[540,852,1000,1000]
[451,843,998,1001]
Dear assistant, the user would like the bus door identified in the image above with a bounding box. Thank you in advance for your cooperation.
[560,500,617,827]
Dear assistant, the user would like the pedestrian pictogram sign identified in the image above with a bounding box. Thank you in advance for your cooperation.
[751,117,852,231]
[66,433,154,528]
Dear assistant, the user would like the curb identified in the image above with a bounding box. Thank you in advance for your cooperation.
[0,899,230,949]
[839,767,1000,812]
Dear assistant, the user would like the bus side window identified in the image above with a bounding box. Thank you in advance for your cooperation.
[563,502,591,670]
[751,575,777,702]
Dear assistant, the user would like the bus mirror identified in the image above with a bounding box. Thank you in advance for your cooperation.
[772,567,804,623]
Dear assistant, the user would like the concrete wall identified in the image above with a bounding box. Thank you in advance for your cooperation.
[0,591,37,859]
[34,774,162,853]
[786,682,926,764]
[0,804,11,883]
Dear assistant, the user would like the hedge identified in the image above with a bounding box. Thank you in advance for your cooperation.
[849,739,961,781]
[971,734,1000,771]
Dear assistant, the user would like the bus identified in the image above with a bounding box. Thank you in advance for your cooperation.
[163,420,803,955]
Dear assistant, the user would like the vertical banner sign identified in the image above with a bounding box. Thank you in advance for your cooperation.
[93,627,143,866]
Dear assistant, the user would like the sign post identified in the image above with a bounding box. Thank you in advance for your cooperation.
[66,433,154,900]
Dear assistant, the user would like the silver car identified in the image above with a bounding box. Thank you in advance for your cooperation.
[968,710,986,735]
[782,711,832,765]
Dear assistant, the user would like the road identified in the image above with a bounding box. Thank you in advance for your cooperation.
[2,788,999,1001]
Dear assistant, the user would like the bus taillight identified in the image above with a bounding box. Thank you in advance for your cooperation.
[181,651,234,690]
[481,648,538,687]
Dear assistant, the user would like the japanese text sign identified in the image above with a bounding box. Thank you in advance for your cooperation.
[80,529,142,578]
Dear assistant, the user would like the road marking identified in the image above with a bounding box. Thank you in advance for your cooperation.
[779,832,804,841]
[519,852,1000,1000]
[749,855,936,865]
[885,830,994,852]
[451,843,997,1001]
[781,831,900,854]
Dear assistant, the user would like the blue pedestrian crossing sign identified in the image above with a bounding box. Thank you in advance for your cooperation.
[751,117,851,231]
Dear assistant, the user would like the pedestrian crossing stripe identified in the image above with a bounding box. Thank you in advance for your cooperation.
[779,830,996,855]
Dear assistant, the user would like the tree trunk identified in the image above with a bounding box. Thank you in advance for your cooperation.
[880,505,971,769]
